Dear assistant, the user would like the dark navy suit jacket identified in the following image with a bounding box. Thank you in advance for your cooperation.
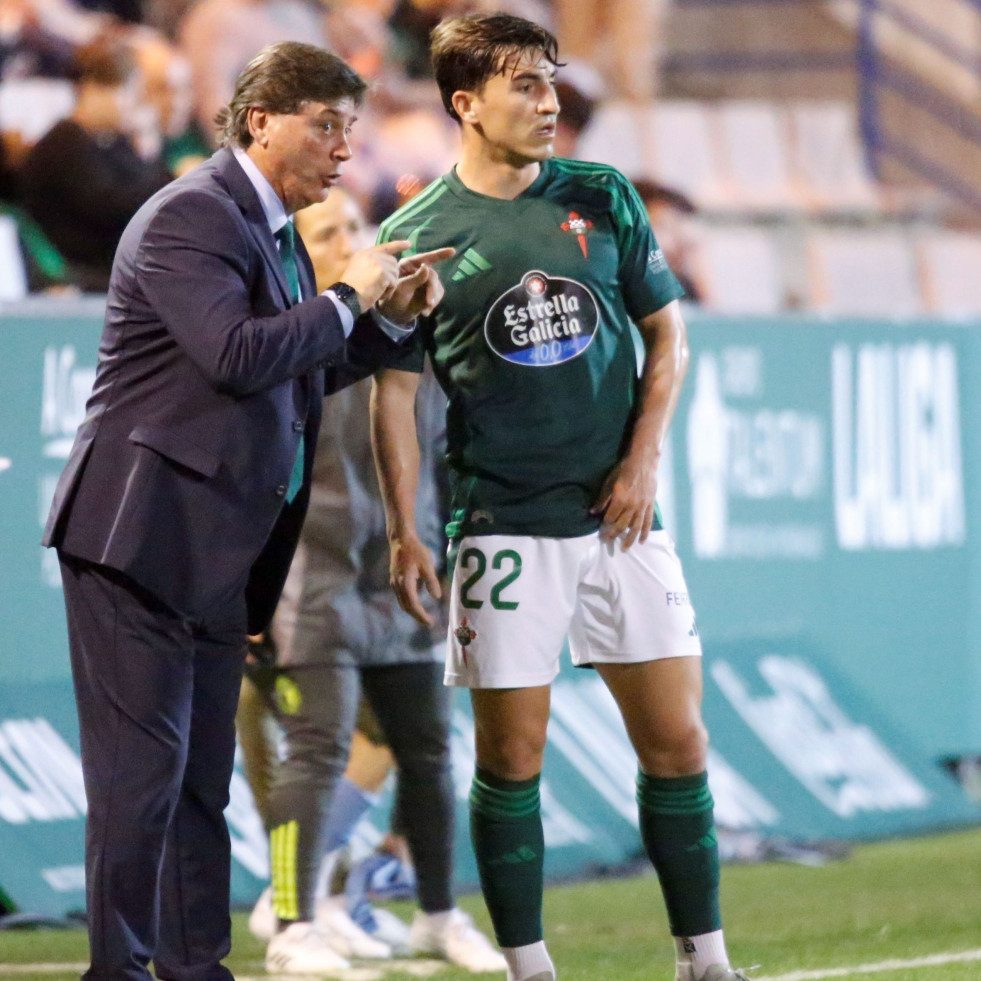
[43,148,399,633]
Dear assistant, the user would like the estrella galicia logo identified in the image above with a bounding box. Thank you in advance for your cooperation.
[484,270,599,367]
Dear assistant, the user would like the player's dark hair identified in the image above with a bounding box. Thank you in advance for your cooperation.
[430,13,561,123]
[215,41,367,148]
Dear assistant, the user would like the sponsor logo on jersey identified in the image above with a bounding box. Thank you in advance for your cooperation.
[560,211,594,258]
[484,270,600,367]
[647,247,667,272]
[452,247,492,282]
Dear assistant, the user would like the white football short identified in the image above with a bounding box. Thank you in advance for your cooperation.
[444,530,702,688]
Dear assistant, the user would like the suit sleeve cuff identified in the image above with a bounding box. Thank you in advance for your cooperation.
[370,308,417,342]
[324,290,355,337]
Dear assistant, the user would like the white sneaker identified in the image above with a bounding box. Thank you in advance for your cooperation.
[314,896,392,959]
[248,886,276,943]
[410,907,508,973]
[264,921,351,974]
[352,902,413,956]
[699,967,753,981]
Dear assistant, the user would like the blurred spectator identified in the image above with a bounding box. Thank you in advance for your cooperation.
[633,178,704,303]
[73,0,142,26]
[552,72,597,159]
[178,0,330,147]
[0,201,72,291]
[555,0,670,101]
[129,28,206,174]
[326,0,398,82]
[0,0,76,79]
[19,33,171,291]
[387,0,552,80]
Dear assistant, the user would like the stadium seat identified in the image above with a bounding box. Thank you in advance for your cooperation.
[696,225,785,314]
[715,101,799,211]
[575,99,646,178]
[649,101,729,208]
[787,102,881,214]
[917,230,981,319]
[807,228,922,317]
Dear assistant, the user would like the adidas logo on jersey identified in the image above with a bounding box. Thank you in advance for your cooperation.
[452,248,492,281]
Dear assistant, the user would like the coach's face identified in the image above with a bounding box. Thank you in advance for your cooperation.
[247,98,357,213]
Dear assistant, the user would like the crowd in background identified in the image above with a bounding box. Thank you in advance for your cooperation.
[0,0,690,296]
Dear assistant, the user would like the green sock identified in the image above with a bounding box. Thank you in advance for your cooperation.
[637,770,721,938]
[469,767,544,947]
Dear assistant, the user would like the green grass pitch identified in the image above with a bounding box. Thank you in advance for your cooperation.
[1,828,980,980]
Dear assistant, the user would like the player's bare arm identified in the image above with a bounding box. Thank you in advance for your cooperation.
[592,299,689,549]
[371,367,442,624]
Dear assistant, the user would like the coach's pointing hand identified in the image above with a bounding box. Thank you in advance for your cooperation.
[340,239,411,311]
[378,246,456,325]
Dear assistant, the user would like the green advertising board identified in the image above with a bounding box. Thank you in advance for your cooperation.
[1,303,979,919]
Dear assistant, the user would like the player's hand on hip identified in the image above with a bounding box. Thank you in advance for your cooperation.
[591,459,657,551]
[389,534,443,625]
[377,247,455,324]
[340,240,411,310]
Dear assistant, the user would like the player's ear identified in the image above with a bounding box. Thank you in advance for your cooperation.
[451,90,479,125]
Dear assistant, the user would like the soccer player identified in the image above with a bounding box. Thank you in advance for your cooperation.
[371,13,749,981]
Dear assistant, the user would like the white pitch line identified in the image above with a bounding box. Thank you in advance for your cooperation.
[0,965,89,975]
[0,959,446,979]
[242,959,446,980]
[6,952,981,980]
[754,948,981,981]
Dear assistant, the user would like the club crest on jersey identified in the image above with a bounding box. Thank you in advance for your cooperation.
[484,270,600,367]
[560,211,594,258]
[455,617,477,647]
[455,617,477,665]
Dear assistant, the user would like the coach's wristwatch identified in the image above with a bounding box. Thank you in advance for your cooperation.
[328,281,362,321]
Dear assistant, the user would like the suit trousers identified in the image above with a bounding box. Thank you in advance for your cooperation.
[59,554,248,981]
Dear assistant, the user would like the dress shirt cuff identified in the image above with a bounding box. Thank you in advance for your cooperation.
[324,290,355,337]
[370,308,417,342]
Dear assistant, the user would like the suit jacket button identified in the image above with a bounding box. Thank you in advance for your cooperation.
[325,358,336,367]
[275,485,287,497]
[292,420,304,432]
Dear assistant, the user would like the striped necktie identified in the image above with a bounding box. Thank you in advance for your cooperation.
[276,221,303,501]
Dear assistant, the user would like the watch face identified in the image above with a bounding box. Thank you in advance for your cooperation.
[331,282,360,317]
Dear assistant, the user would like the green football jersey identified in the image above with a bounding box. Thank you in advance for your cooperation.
[378,157,685,539]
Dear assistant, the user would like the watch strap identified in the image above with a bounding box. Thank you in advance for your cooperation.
[328,281,362,321]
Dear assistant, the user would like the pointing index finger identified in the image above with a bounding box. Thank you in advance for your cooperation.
[373,239,412,256]
[399,247,456,271]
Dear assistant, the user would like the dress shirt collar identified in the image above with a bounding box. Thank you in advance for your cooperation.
[232,145,289,235]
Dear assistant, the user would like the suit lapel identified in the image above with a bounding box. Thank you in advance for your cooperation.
[214,148,293,308]
[295,235,317,302]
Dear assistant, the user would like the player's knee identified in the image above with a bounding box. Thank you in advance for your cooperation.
[638,718,708,776]
[475,727,547,781]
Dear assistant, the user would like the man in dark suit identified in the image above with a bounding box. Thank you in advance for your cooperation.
[42,40,452,981]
